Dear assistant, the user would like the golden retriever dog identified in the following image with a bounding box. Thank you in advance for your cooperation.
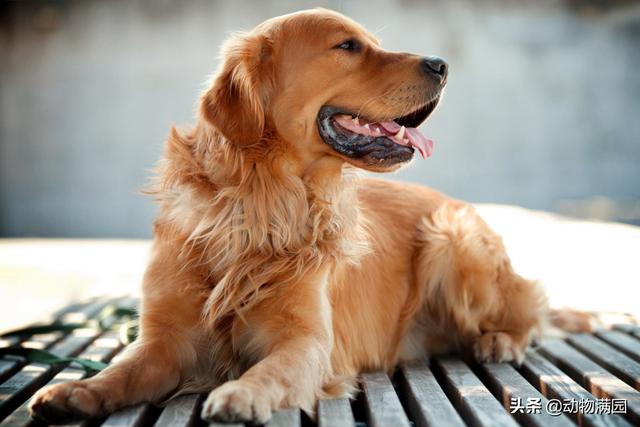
[30,8,548,424]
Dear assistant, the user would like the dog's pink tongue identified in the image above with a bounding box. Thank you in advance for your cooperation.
[379,121,434,159]
[379,121,401,133]
[405,128,434,159]
[333,115,434,159]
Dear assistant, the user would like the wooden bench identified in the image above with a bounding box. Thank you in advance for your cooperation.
[1,298,639,426]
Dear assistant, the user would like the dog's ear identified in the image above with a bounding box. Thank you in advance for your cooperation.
[200,32,274,146]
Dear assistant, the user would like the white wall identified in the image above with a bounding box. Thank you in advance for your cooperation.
[1,0,639,237]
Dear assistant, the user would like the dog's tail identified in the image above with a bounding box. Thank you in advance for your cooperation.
[547,308,596,334]
[546,308,639,336]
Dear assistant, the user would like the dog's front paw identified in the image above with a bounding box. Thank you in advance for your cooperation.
[29,380,106,424]
[473,332,525,364]
[201,380,271,424]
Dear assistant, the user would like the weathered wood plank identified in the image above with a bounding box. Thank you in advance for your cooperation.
[0,297,124,385]
[317,398,355,427]
[0,337,22,349]
[266,408,301,426]
[539,338,640,424]
[2,369,85,427]
[567,334,640,389]
[0,328,100,421]
[18,332,65,351]
[1,330,123,427]
[0,360,21,385]
[57,297,124,325]
[0,297,111,344]
[480,361,574,427]
[360,370,410,427]
[520,350,632,427]
[399,361,465,427]
[5,296,640,427]
[0,332,66,384]
[96,297,139,330]
[596,330,640,364]
[0,363,50,422]
[154,394,201,427]
[50,298,104,322]
[432,357,518,427]
[613,324,640,341]
[208,422,244,427]
[101,403,158,427]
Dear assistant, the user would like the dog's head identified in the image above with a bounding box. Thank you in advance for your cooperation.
[201,8,447,172]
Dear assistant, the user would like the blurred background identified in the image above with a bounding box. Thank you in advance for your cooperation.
[1,0,639,238]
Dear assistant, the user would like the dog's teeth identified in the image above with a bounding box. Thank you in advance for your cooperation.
[373,128,381,136]
[404,138,410,144]
[396,126,406,140]
[352,117,360,126]
[364,123,370,130]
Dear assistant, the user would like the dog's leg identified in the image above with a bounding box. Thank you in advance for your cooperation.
[201,272,333,424]
[29,244,202,423]
[417,202,548,364]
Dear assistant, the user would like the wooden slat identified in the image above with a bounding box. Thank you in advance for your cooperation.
[0,332,65,384]
[209,422,244,427]
[0,364,49,420]
[4,370,86,427]
[154,394,201,427]
[0,328,100,421]
[1,330,123,427]
[98,297,139,329]
[613,324,640,340]
[317,398,355,427]
[266,408,301,426]
[567,334,640,389]
[360,370,410,427]
[0,297,123,385]
[5,296,640,427]
[399,362,465,427]
[480,362,574,427]
[101,403,158,427]
[1,332,69,384]
[0,361,21,384]
[432,357,518,427]
[595,330,640,363]
[26,299,138,427]
[0,337,23,349]
[19,332,65,351]
[0,297,111,342]
[62,297,128,325]
[52,297,108,323]
[520,350,632,427]
[539,339,640,424]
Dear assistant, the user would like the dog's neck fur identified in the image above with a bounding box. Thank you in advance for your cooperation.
[152,122,369,323]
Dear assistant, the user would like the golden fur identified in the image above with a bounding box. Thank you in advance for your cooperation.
[30,9,549,424]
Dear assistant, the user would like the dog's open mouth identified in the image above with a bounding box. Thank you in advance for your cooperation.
[317,99,439,166]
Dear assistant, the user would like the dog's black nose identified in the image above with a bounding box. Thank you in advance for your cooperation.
[421,56,448,81]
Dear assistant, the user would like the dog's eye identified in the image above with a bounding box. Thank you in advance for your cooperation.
[334,39,360,52]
